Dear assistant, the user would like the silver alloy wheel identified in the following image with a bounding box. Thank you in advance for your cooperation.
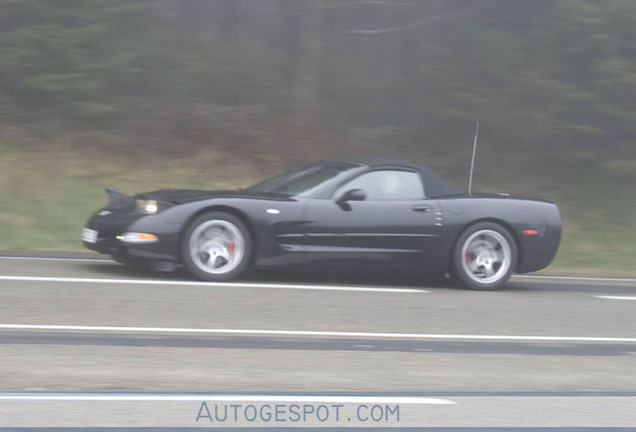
[460,229,512,284]
[188,219,246,275]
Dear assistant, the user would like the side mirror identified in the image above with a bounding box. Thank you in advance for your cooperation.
[336,188,366,210]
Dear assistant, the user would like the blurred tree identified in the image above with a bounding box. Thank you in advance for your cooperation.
[1,0,635,183]
[0,0,237,113]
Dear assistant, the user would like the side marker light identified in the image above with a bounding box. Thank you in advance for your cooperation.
[116,232,159,243]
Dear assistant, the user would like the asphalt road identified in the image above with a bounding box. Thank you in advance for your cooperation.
[1,254,635,428]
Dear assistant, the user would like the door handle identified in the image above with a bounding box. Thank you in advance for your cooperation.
[412,204,432,212]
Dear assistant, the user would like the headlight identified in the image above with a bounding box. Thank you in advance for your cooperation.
[136,199,159,214]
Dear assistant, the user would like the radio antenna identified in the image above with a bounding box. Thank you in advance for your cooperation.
[468,121,479,196]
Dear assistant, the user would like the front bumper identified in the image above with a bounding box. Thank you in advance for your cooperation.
[82,208,181,262]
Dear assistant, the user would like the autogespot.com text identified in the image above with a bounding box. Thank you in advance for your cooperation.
[196,401,400,425]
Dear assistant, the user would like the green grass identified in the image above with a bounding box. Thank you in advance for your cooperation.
[0,143,259,251]
[1,142,634,276]
[549,228,636,276]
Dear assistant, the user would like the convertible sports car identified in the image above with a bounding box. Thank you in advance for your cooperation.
[82,158,561,290]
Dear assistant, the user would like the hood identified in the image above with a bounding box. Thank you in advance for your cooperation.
[135,189,290,205]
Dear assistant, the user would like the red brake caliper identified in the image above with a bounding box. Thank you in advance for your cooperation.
[465,250,473,262]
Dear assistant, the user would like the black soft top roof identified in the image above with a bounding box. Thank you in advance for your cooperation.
[328,157,465,198]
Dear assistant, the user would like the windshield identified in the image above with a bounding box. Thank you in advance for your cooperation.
[247,162,358,196]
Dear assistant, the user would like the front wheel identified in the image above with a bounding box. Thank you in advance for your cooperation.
[181,211,252,281]
[452,222,517,290]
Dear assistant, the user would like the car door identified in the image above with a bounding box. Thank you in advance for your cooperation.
[301,169,443,266]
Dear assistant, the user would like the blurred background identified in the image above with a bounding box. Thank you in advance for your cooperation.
[0,0,634,274]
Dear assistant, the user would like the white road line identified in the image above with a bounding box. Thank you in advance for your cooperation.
[0,256,111,263]
[1,323,635,343]
[595,295,636,301]
[0,275,424,294]
[513,275,636,283]
[0,394,454,404]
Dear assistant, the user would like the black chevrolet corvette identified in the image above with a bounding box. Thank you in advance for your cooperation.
[82,158,561,290]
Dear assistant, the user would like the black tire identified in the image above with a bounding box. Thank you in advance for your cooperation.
[451,222,517,291]
[181,211,252,281]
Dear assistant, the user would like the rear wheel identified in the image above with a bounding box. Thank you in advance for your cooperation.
[181,211,252,281]
[452,222,517,290]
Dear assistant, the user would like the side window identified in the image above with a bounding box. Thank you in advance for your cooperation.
[334,170,425,200]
